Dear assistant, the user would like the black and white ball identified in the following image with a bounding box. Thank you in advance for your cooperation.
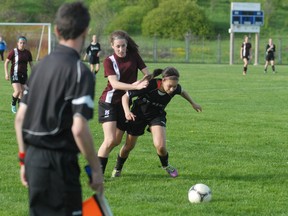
[188,183,212,203]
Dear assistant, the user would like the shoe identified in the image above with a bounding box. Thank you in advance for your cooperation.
[242,71,246,76]
[11,105,17,114]
[111,169,121,178]
[163,164,178,178]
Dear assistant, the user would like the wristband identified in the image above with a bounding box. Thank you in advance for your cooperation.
[18,152,25,166]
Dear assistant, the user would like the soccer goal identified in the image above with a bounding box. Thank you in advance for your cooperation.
[0,23,51,61]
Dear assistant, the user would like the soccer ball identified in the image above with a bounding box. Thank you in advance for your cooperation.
[188,183,212,203]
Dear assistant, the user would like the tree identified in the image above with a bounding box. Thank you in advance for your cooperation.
[142,0,213,39]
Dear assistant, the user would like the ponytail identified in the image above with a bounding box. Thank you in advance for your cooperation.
[153,67,180,80]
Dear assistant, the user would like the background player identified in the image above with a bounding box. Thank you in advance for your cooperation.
[264,38,276,74]
[4,36,33,113]
[83,34,101,76]
[111,67,202,178]
[240,35,252,75]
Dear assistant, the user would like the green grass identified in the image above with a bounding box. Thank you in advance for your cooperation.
[0,61,287,215]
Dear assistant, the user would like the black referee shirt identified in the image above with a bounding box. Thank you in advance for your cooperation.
[21,45,95,153]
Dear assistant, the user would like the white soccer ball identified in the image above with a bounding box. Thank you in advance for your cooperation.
[188,183,212,203]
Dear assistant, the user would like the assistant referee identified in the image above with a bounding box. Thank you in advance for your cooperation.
[14,2,104,216]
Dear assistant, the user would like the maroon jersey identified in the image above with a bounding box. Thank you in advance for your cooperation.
[99,51,146,104]
[7,48,33,77]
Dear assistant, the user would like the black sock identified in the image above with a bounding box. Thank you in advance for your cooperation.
[115,154,128,171]
[272,65,275,72]
[98,157,108,174]
[244,66,247,72]
[158,153,169,167]
[11,96,18,106]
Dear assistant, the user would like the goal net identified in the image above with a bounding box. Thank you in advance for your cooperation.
[0,23,51,61]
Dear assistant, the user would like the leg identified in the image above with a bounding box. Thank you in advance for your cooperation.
[243,58,248,75]
[150,125,178,177]
[271,60,275,73]
[11,83,23,113]
[264,60,269,73]
[98,121,125,174]
[95,63,100,74]
[111,134,138,177]
[89,64,95,73]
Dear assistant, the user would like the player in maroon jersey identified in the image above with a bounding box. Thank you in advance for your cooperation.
[111,67,202,178]
[97,30,151,174]
[4,36,33,113]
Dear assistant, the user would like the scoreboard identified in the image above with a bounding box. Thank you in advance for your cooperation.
[231,10,264,26]
[230,2,263,33]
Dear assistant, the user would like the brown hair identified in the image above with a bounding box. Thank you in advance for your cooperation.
[110,30,139,53]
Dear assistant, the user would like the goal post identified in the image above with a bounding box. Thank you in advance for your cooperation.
[0,23,51,61]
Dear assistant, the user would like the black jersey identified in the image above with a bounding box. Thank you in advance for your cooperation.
[241,42,252,57]
[21,45,95,152]
[266,44,276,54]
[86,42,101,57]
[128,79,182,119]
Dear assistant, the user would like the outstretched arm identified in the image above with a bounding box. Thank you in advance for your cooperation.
[181,90,202,112]
[108,75,149,91]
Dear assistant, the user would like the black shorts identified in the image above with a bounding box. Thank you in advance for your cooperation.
[89,56,100,64]
[127,114,167,136]
[25,145,82,216]
[266,53,275,61]
[98,101,128,131]
[242,56,249,61]
[11,73,27,84]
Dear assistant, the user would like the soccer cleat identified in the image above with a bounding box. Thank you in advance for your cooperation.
[163,164,178,178]
[11,105,17,114]
[111,169,121,178]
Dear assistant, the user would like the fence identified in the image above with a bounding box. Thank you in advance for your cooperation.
[90,33,288,65]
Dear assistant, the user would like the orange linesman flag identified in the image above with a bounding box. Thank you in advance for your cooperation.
[83,194,113,216]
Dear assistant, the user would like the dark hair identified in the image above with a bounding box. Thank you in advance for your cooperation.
[55,2,90,40]
[153,67,180,81]
[110,30,139,53]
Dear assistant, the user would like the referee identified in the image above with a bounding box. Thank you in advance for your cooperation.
[14,2,104,216]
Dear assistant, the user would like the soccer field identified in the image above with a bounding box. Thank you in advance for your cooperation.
[0,61,287,215]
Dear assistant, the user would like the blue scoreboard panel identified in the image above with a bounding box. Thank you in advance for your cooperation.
[231,10,264,26]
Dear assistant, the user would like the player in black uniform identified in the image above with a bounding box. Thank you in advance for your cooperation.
[264,38,276,74]
[240,35,252,75]
[111,67,202,178]
[83,34,101,75]
[14,2,104,215]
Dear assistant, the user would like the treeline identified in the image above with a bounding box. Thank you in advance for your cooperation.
[0,0,288,39]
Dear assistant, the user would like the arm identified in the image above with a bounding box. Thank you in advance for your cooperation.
[108,75,148,91]
[181,90,202,112]
[72,115,104,195]
[14,104,28,187]
[4,59,10,80]
[83,53,87,61]
[122,93,136,121]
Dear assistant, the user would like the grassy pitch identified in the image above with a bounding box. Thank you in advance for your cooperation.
[0,62,287,215]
